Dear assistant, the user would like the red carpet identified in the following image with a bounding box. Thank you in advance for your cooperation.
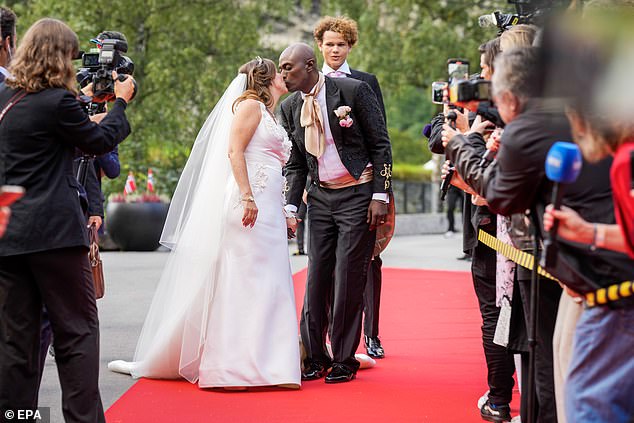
[106,268,519,422]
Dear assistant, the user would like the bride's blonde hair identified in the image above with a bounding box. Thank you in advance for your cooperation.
[232,57,276,112]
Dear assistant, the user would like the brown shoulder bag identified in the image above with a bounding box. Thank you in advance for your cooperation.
[89,223,105,299]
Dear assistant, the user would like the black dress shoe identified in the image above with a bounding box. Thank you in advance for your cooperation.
[324,364,355,384]
[301,362,328,381]
[364,336,385,359]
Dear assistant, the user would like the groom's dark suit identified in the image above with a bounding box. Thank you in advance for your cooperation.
[281,76,392,372]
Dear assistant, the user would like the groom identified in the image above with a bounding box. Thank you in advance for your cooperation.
[279,43,392,383]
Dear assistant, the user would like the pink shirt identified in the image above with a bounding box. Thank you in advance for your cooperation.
[301,79,349,182]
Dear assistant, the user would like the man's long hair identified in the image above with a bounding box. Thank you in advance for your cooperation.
[6,18,79,93]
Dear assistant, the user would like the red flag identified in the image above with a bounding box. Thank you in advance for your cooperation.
[124,171,136,195]
[147,168,155,193]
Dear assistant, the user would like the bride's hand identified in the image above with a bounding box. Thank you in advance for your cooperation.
[241,195,258,227]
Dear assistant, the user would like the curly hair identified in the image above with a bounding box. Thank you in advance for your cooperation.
[313,16,358,47]
[232,57,276,112]
[6,18,79,93]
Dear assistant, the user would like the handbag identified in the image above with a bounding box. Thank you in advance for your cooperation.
[89,223,105,299]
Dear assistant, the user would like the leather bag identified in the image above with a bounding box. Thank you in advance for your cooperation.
[89,224,105,299]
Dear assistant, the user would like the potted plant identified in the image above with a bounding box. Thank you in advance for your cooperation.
[105,170,170,251]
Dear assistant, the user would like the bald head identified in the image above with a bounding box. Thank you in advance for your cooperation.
[279,43,319,93]
[280,43,316,63]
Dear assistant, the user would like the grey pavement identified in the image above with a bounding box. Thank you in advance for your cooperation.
[39,233,471,422]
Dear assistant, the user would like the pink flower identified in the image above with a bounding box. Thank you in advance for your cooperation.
[334,105,352,118]
[339,117,353,127]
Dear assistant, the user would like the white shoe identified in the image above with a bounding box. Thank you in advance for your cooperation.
[108,360,134,375]
[355,353,376,370]
[511,417,521,423]
[477,390,490,409]
[325,343,375,369]
[444,230,455,238]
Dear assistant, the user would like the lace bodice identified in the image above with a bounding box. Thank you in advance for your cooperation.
[244,102,291,167]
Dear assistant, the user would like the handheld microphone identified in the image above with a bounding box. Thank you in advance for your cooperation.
[543,142,583,267]
[440,111,457,201]
[479,149,496,167]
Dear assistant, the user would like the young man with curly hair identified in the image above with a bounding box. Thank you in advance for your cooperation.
[314,15,389,360]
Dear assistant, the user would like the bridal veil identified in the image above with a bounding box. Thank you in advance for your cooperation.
[131,74,247,382]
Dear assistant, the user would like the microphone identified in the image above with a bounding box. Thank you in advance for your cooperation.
[440,111,457,201]
[478,13,498,28]
[479,149,496,167]
[543,142,583,267]
[422,124,432,139]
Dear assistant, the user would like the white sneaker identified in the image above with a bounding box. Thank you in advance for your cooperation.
[355,353,376,370]
[108,360,134,375]
[444,230,455,238]
[477,390,490,409]
[511,417,521,423]
[325,343,375,369]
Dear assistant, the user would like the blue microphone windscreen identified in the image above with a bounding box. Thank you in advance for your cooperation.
[545,142,583,184]
[422,124,432,138]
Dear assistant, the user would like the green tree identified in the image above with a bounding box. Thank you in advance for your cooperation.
[9,0,508,198]
[11,0,293,197]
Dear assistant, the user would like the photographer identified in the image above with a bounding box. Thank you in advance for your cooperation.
[540,13,634,420]
[77,31,125,233]
[443,45,623,423]
[0,18,135,422]
[428,38,516,423]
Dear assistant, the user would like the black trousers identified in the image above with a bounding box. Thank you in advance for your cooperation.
[0,247,105,423]
[301,183,375,372]
[471,239,516,406]
[296,202,307,253]
[363,255,382,338]
[446,185,462,232]
[516,268,561,423]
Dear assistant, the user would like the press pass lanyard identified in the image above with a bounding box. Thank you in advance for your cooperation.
[0,89,27,124]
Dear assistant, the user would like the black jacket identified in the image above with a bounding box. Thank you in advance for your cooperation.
[447,100,634,299]
[281,77,392,209]
[349,69,387,124]
[0,86,130,255]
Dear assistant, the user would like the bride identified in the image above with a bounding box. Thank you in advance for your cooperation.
[108,57,301,389]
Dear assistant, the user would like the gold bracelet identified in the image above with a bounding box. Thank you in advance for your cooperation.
[241,194,255,202]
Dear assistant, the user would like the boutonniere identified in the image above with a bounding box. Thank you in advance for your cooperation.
[334,105,353,128]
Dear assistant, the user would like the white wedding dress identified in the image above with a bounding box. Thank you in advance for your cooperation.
[110,76,300,388]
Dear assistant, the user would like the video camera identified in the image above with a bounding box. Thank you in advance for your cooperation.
[76,31,135,110]
[478,0,568,33]
[431,59,492,106]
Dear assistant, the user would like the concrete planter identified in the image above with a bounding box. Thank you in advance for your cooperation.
[106,202,169,251]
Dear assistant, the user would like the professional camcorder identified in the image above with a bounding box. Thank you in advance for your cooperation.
[449,78,492,104]
[75,31,135,107]
[478,0,567,33]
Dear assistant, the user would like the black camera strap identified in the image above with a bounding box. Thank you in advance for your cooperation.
[0,89,26,124]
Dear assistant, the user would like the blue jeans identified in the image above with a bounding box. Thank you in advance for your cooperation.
[565,305,634,422]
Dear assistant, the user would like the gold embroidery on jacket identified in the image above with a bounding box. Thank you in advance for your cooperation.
[381,164,392,190]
